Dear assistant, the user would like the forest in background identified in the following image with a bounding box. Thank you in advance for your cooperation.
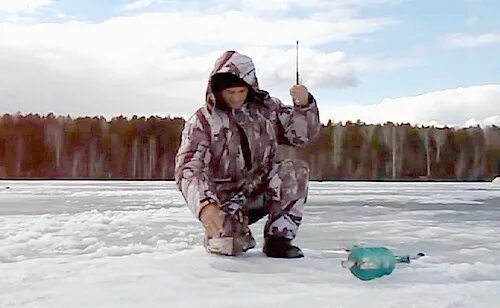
[0,113,499,181]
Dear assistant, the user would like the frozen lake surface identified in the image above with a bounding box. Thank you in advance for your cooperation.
[1,180,500,308]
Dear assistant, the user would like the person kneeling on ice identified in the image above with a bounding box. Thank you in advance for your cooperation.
[175,50,320,258]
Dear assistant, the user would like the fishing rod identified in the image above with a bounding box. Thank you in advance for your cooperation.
[296,40,300,85]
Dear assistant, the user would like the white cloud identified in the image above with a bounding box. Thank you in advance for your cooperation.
[0,0,52,13]
[0,9,393,118]
[0,11,392,49]
[465,116,499,127]
[122,0,155,11]
[322,85,500,127]
[444,33,500,48]
[2,6,495,127]
[2,9,494,127]
[248,47,358,89]
[156,0,404,13]
[352,56,419,71]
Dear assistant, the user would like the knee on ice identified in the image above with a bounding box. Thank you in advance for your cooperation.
[280,159,310,180]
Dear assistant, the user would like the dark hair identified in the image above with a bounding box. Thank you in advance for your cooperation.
[211,73,255,110]
[211,73,251,93]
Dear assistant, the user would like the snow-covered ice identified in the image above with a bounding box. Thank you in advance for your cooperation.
[1,180,500,308]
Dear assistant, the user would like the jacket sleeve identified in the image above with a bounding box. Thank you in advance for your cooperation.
[174,110,219,219]
[273,93,321,147]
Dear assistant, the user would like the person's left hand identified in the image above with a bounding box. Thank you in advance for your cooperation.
[290,84,309,106]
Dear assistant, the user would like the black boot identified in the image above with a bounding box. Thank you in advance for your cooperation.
[263,237,304,258]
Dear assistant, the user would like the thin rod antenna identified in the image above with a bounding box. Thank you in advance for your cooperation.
[296,40,300,85]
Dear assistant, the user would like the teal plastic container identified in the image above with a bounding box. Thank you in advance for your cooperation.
[344,246,411,281]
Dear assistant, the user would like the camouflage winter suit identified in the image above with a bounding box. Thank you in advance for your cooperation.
[175,51,320,255]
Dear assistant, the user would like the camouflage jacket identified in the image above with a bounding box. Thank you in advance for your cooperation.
[175,51,320,219]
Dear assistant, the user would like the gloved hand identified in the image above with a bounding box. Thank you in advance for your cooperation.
[200,203,225,238]
[289,84,310,106]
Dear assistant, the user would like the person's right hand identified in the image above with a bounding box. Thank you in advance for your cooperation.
[200,203,224,238]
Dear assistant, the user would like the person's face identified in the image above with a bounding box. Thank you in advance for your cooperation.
[221,86,248,109]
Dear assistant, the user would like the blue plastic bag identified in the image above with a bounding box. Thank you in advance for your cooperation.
[341,246,423,281]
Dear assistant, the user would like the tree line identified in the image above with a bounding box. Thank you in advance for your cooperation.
[0,113,499,180]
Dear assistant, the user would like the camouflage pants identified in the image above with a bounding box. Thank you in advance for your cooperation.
[205,159,310,255]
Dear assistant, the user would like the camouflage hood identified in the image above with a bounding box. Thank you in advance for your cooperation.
[205,50,269,112]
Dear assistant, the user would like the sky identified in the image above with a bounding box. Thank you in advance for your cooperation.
[0,0,499,127]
